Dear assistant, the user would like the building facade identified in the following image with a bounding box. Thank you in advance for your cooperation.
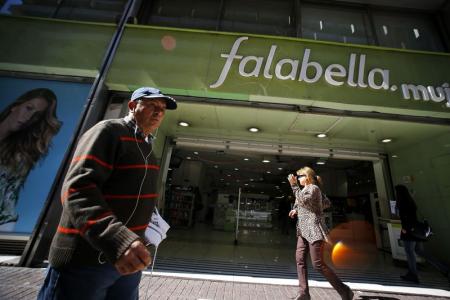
[1,0,449,276]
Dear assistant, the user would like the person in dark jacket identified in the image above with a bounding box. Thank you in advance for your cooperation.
[38,87,177,300]
[395,184,450,284]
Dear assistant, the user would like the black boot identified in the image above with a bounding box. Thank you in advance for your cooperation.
[400,272,420,284]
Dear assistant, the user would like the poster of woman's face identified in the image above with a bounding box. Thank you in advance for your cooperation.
[0,77,92,234]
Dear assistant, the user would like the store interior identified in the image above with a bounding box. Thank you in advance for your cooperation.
[157,147,379,270]
[153,147,447,288]
[163,147,377,234]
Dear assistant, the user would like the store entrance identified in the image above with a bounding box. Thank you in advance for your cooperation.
[155,145,381,277]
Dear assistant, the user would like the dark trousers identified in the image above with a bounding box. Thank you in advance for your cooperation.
[296,236,349,297]
[403,240,450,277]
[37,264,141,300]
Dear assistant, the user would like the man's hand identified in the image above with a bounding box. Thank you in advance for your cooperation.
[114,240,151,275]
[288,209,297,218]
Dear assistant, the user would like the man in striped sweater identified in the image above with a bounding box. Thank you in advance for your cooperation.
[38,87,177,300]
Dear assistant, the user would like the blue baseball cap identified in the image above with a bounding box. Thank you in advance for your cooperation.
[130,87,177,110]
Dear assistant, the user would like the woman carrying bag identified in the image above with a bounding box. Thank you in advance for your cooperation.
[288,166,353,300]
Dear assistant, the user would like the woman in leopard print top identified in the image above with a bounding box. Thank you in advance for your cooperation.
[288,166,353,300]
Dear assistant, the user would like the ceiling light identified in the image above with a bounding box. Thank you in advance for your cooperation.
[316,133,327,138]
[248,127,259,133]
[262,159,270,163]
[214,165,218,168]
[316,161,325,165]
[186,156,191,160]
[381,138,392,143]
[194,151,199,155]
[266,171,271,174]
[178,121,190,127]
[278,167,283,170]
[234,168,239,171]
[392,155,398,158]
[243,158,249,161]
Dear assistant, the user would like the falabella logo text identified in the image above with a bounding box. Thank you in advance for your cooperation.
[210,36,450,108]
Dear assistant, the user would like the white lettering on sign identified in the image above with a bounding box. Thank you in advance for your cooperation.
[210,36,450,108]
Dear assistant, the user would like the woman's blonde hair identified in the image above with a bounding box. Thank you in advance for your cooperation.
[297,166,323,187]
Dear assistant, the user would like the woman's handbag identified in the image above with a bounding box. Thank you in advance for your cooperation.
[410,219,433,241]
[321,192,331,210]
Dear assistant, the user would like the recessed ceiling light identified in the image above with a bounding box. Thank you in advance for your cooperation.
[316,133,327,138]
[381,138,392,143]
[262,159,270,163]
[194,151,199,155]
[227,174,231,177]
[186,156,191,160]
[214,165,218,168]
[243,158,249,161]
[391,155,398,158]
[278,167,283,170]
[178,121,190,127]
[234,168,239,171]
[316,161,325,165]
[244,183,249,186]
[250,178,254,181]
[248,127,259,133]
[266,171,271,174]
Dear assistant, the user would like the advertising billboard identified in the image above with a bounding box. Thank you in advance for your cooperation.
[0,76,91,234]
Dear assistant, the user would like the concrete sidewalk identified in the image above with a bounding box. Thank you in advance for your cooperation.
[0,266,449,300]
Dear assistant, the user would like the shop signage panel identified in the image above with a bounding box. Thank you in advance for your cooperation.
[107,26,450,116]
[0,15,115,77]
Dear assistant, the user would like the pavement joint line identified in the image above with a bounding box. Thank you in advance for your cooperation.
[144,270,450,298]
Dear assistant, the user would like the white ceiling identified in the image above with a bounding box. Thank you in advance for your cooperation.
[160,100,449,197]
[160,101,449,156]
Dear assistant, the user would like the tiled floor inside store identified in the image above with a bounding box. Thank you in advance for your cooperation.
[154,222,450,290]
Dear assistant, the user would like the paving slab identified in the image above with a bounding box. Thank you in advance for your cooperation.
[0,266,448,300]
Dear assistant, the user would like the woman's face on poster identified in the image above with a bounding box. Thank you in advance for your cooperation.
[7,97,48,132]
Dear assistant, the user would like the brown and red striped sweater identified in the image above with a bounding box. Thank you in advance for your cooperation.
[49,117,159,268]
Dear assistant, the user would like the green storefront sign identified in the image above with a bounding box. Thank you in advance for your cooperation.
[0,15,115,78]
[107,25,450,118]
